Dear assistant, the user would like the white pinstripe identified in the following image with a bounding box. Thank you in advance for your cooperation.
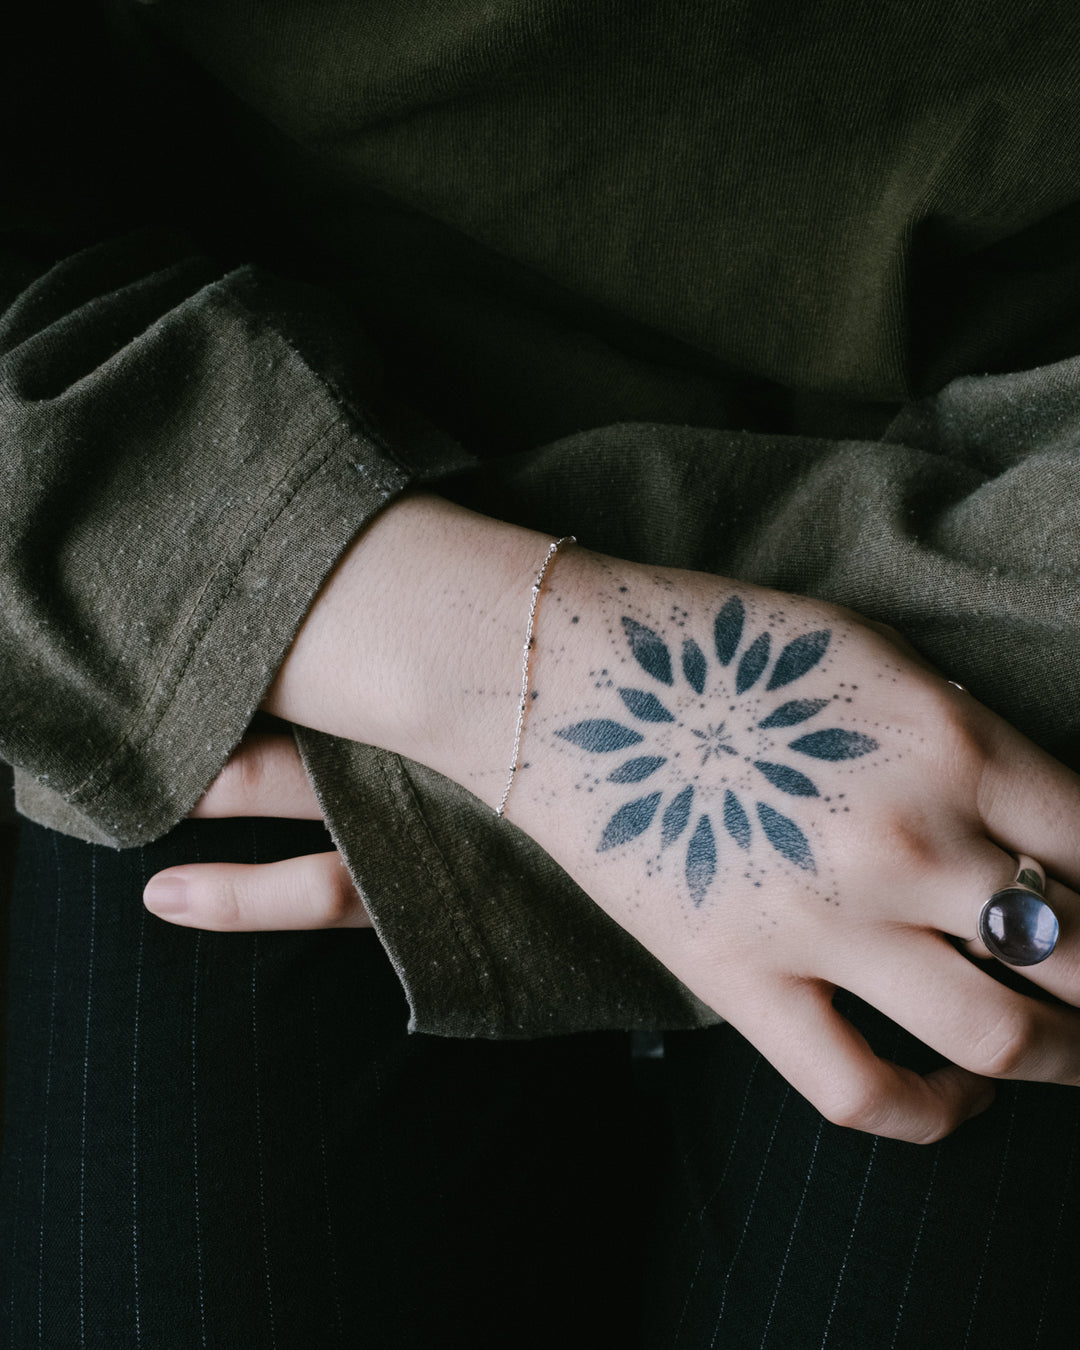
[6,1152,23,1344]
[758,1117,825,1350]
[818,1134,879,1348]
[672,1058,762,1348]
[707,1086,793,1349]
[130,863,147,1348]
[960,1088,1018,1350]
[251,933,278,1349]
[77,850,98,1349]
[310,991,344,1346]
[36,836,63,1347]
[888,1150,941,1349]
[191,930,208,1348]
[6,831,42,1344]
[248,817,280,1347]
[1032,1120,1076,1349]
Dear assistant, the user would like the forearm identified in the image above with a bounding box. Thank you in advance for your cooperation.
[225,488,1080,1141]
[262,493,601,808]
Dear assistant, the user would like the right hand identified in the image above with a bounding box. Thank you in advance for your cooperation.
[259,493,1080,1143]
[505,553,1080,1143]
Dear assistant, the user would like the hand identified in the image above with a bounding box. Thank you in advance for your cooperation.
[231,495,1080,1141]
[143,732,371,930]
[503,555,1080,1143]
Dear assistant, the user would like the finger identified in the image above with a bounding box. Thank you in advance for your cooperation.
[192,732,322,820]
[144,852,370,931]
[729,978,994,1144]
[898,836,1017,937]
[836,929,1080,1084]
[964,875,1080,1004]
[976,715,1080,892]
[908,837,1079,955]
[911,833,1080,1002]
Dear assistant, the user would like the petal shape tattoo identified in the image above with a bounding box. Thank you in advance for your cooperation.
[608,755,668,784]
[757,698,831,729]
[723,789,751,849]
[555,719,644,753]
[661,785,694,848]
[756,802,816,872]
[618,688,676,723]
[789,729,879,760]
[598,792,662,852]
[766,629,830,690]
[558,594,877,899]
[682,638,707,694]
[713,596,744,666]
[736,631,770,694]
[753,761,820,797]
[622,617,673,685]
[686,814,717,905]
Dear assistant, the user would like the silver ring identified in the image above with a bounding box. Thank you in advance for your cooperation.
[977,855,1059,967]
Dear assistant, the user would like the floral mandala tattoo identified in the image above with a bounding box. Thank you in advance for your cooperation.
[554,597,879,905]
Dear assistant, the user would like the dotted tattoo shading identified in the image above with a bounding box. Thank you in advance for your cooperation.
[554,598,879,904]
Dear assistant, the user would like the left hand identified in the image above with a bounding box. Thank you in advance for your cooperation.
[142,732,371,930]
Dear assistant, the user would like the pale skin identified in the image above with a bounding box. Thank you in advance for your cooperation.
[143,493,1080,1144]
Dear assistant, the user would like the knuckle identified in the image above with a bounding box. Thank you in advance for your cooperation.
[872,807,941,876]
[818,1077,884,1134]
[207,740,272,815]
[819,1079,958,1145]
[900,1091,971,1146]
[967,1010,1036,1079]
[227,744,268,808]
[817,1076,959,1146]
[901,1117,953,1147]
[205,759,242,815]
[919,684,989,781]
[313,863,357,927]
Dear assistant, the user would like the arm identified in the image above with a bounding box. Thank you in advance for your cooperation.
[0,3,473,846]
[245,491,1080,1142]
[0,238,472,844]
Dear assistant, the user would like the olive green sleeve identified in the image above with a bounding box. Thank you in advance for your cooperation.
[0,232,473,845]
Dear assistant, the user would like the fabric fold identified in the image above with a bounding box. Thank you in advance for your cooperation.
[3,236,473,845]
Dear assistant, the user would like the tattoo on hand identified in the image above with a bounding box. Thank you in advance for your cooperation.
[552,595,879,905]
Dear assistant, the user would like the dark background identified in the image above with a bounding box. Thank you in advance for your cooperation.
[0,762,15,1137]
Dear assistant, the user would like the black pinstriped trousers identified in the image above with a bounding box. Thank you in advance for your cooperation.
[2,818,1078,1348]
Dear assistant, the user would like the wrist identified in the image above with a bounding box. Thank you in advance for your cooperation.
[262,494,590,806]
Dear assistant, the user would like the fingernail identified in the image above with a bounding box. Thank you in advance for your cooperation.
[144,875,189,917]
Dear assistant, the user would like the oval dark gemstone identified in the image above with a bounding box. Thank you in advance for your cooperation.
[978,888,1059,967]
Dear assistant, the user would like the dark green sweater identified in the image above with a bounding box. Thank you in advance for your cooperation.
[3,0,1079,1034]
